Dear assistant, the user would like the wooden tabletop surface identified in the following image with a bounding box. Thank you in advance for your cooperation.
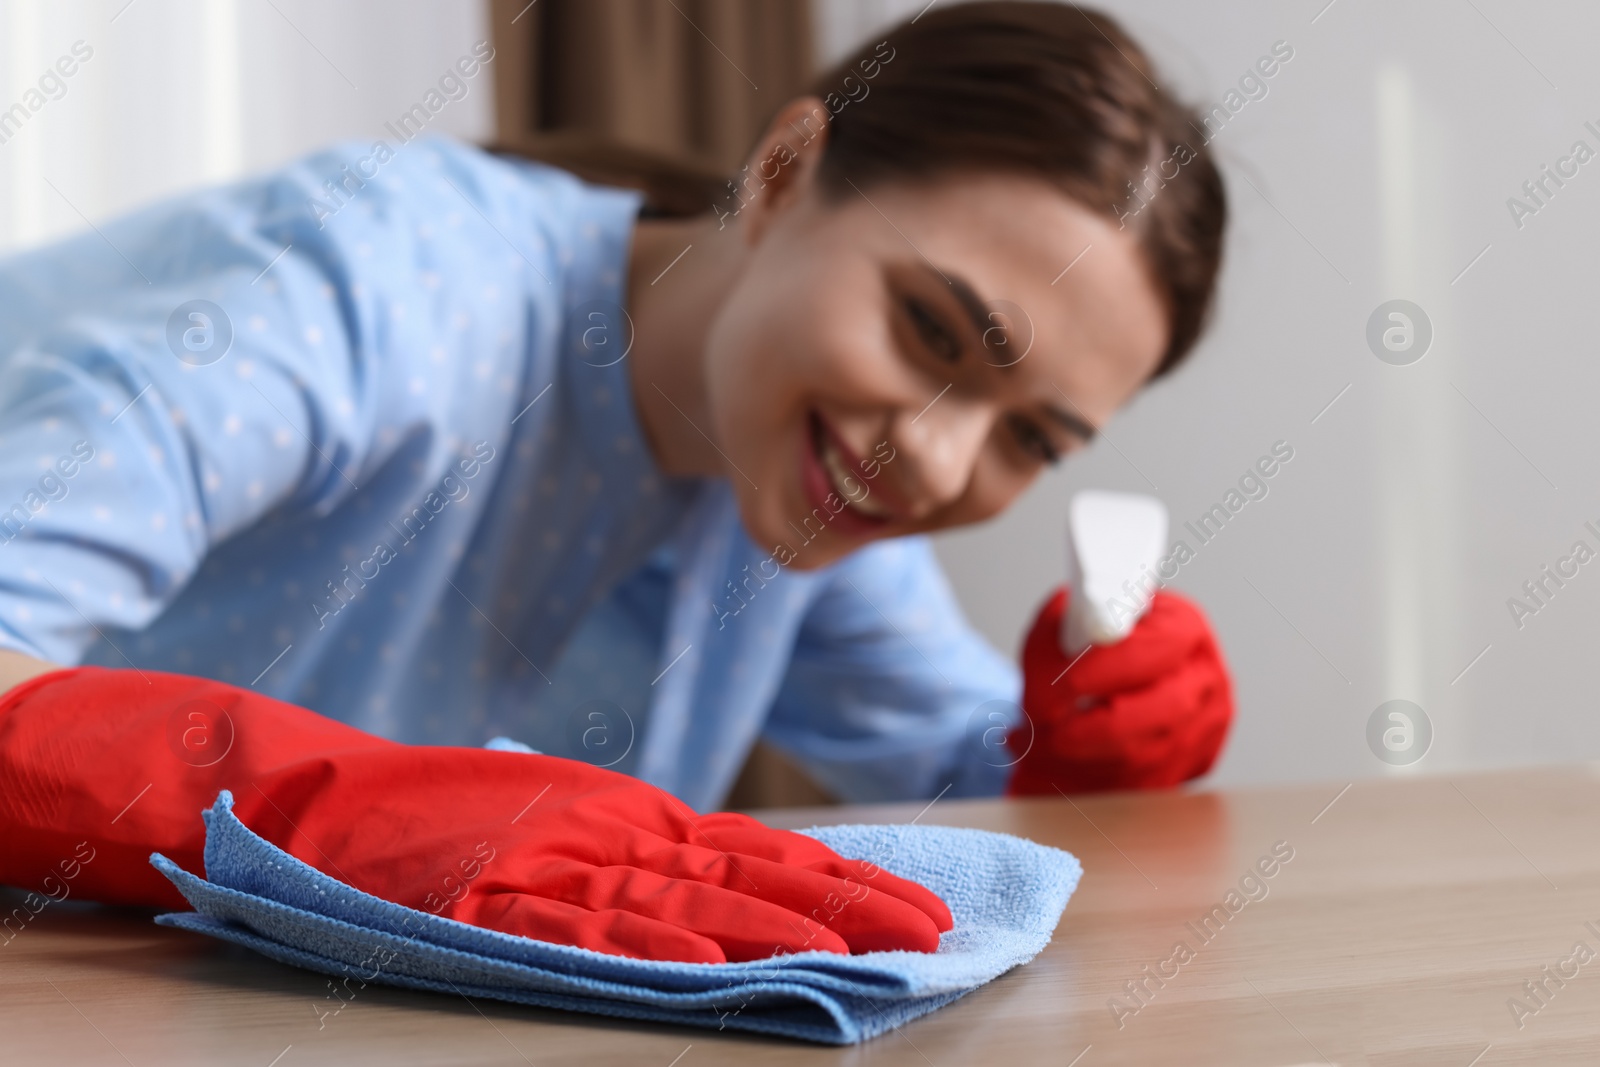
[7,766,1600,1065]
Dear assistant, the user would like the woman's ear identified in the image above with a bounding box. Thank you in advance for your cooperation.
[731,95,832,247]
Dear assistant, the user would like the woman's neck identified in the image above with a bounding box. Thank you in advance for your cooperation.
[625,211,744,479]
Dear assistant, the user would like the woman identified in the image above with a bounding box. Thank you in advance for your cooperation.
[0,2,1229,962]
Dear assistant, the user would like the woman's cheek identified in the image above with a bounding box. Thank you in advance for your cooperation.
[955,450,1033,525]
[701,295,775,438]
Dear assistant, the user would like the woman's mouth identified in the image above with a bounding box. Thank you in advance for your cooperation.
[800,410,895,538]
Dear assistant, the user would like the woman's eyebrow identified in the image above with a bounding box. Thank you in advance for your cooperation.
[920,263,1043,372]
[914,261,1002,354]
[911,262,1096,441]
[1046,382,1100,441]
[1042,404,1098,442]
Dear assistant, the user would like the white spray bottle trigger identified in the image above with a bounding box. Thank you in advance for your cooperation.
[1061,490,1169,655]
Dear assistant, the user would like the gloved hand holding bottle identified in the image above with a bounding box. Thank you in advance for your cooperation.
[1006,492,1235,795]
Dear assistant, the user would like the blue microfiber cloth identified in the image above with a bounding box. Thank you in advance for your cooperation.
[148,790,1082,1044]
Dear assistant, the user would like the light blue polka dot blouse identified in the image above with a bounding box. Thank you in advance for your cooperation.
[0,135,1020,810]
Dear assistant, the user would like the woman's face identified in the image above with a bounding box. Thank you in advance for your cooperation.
[702,165,1170,570]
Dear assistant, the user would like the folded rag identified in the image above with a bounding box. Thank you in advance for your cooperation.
[150,791,1082,1044]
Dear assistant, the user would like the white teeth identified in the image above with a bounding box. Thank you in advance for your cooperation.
[818,429,891,519]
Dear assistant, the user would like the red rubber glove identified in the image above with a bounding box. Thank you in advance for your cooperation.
[1007,587,1233,795]
[0,666,951,963]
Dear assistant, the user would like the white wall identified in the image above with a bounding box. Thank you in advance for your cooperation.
[819,0,1600,788]
[0,0,494,255]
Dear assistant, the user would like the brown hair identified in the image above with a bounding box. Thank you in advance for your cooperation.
[797,1,1226,377]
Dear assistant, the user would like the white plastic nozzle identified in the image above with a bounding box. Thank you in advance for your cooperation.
[1061,490,1169,655]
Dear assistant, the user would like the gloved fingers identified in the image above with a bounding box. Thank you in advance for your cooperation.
[1046,653,1226,756]
[1105,660,1232,783]
[1101,653,1231,748]
[447,888,729,964]
[630,842,944,954]
[500,858,853,961]
[1033,654,1232,787]
[692,813,954,933]
[690,812,841,867]
[802,858,953,934]
[1042,592,1216,696]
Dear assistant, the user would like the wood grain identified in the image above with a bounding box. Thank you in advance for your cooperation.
[7,767,1600,1065]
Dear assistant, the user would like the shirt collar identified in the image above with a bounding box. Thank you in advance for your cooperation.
[550,185,708,575]
[557,183,691,501]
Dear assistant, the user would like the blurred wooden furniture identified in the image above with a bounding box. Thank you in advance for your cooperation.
[7,767,1600,1064]
[724,739,838,808]
[487,0,814,216]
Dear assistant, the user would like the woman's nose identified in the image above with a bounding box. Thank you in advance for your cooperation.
[889,393,989,519]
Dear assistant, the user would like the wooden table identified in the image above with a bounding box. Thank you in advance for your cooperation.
[7,767,1600,1065]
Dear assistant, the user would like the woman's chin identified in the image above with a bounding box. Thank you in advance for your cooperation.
[732,497,851,572]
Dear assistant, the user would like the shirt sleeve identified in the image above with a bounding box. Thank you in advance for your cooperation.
[760,535,1024,803]
[0,138,506,664]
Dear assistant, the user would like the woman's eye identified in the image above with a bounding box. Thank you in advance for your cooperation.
[1008,414,1061,466]
[903,296,961,363]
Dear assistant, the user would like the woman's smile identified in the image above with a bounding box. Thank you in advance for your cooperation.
[800,408,896,539]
